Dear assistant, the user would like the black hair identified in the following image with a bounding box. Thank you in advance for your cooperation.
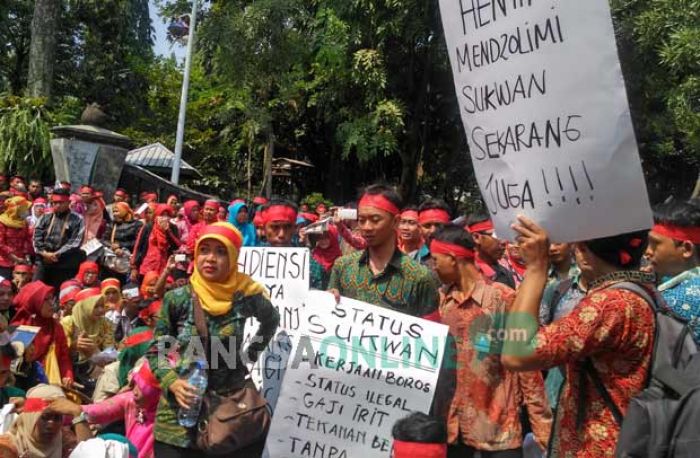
[360,184,403,210]
[432,224,475,250]
[401,205,419,213]
[52,187,70,197]
[1,343,17,361]
[418,199,452,217]
[466,211,490,227]
[653,199,700,227]
[263,198,298,212]
[584,229,649,270]
[392,412,446,443]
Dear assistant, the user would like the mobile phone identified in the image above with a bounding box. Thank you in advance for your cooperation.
[175,254,187,263]
[123,288,140,299]
[338,208,358,220]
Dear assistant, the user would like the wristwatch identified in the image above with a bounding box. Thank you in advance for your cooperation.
[71,411,88,426]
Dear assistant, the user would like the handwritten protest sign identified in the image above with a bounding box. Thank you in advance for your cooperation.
[439,0,652,242]
[238,247,310,410]
[265,291,449,458]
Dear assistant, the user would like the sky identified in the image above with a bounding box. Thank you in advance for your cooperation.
[150,0,187,63]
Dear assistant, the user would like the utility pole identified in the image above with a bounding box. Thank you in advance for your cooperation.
[171,0,198,185]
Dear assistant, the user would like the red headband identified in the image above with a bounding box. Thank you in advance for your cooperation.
[468,220,494,233]
[264,205,297,225]
[204,200,220,210]
[392,440,447,458]
[75,287,102,302]
[430,239,475,259]
[79,185,94,194]
[114,189,128,197]
[101,278,121,291]
[23,398,52,413]
[401,210,419,221]
[123,329,154,348]
[419,209,450,225]
[652,223,700,245]
[200,224,243,250]
[359,194,400,216]
[13,264,33,273]
[51,194,70,203]
[253,196,268,205]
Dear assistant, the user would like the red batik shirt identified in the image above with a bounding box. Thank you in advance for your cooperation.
[532,279,655,458]
[440,281,552,451]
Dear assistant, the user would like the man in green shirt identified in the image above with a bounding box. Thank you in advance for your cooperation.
[328,184,439,319]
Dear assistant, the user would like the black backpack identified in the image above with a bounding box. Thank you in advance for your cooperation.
[574,282,699,458]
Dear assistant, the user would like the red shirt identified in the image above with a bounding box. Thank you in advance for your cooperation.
[0,223,32,268]
[531,279,655,457]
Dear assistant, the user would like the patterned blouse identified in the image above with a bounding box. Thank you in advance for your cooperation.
[327,249,439,317]
[440,281,552,451]
[146,285,279,449]
[659,266,700,343]
[528,277,655,458]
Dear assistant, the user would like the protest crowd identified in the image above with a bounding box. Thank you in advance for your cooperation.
[0,173,695,458]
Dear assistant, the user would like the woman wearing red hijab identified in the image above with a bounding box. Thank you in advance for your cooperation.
[10,281,73,386]
[307,224,343,290]
[140,205,180,276]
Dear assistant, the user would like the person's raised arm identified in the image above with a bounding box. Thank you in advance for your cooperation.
[501,215,549,371]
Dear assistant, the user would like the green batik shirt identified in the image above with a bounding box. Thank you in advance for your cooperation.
[327,248,439,317]
[146,285,279,449]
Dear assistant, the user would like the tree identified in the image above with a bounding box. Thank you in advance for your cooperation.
[26,0,61,98]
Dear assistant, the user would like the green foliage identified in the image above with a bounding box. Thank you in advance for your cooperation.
[302,192,333,209]
[0,95,81,178]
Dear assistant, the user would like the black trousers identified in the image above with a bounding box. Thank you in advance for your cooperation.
[447,443,523,458]
[33,248,85,289]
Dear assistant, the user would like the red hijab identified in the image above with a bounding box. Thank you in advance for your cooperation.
[149,204,174,249]
[183,200,200,227]
[10,281,57,361]
[75,261,99,287]
[312,225,343,271]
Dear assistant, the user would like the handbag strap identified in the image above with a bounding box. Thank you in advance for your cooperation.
[192,294,211,366]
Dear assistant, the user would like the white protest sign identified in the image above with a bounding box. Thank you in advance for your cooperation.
[265,291,449,458]
[439,0,652,242]
[238,247,310,410]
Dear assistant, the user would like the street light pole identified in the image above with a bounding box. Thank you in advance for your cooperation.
[171,0,198,185]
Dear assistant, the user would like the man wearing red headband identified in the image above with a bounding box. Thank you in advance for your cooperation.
[328,184,439,318]
[12,264,32,291]
[0,277,14,321]
[418,199,452,240]
[202,199,220,224]
[32,187,86,289]
[647,199,700,343]
[398,206,430,263]
[467,212,516,289]
[430,225,550,456]
[261,199,298,247]
[392,412,447,458]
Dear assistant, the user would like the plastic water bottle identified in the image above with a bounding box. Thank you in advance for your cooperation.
[177,360,208,428]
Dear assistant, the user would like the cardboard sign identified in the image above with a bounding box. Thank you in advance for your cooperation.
[265,291,449,458]
[238,247,310,410]
[438,0,653,242]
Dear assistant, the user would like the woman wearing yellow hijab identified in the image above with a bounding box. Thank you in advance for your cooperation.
[145,222,280,456]
[0,196,32,279]
[61,295,116,362]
